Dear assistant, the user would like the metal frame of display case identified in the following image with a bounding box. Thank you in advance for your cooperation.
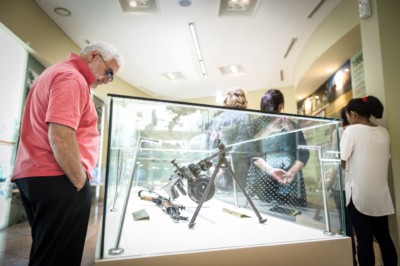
[98,94,346,263]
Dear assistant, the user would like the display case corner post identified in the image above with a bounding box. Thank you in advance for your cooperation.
[108,137,159,255]
[298,145,335,235]
[100,97,114,258]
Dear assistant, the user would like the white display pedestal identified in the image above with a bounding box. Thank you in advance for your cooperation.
[96,194,352,266]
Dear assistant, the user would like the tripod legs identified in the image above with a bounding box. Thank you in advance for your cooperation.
[188,157,267,228]
[223,157,267,224]
[188,158,222,228]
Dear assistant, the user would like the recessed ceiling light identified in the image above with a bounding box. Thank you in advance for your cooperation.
[179,0,192,7]
[128,0,151,7]
[162,72,185,81]
[54,7,71,17]
[218,64,245,76]
[230,65,239,73]
[129,0,138,7]
[119,0,158,14]
[219,0,260,17]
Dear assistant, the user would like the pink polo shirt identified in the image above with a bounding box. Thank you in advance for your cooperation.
[12,53,99,181]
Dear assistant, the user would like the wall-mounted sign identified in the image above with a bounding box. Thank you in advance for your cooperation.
[350,49,366,98]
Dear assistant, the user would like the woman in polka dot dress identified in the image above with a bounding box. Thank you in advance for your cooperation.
[246,89,310,208]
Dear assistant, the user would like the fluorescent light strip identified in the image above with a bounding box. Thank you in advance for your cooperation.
[189,22,207,78]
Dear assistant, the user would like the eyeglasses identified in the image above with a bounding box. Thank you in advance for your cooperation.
[99,54,114,82]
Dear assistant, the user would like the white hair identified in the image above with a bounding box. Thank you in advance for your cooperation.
[80,41,124,71]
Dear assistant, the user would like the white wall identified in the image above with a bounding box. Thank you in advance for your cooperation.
[0,24,28,229]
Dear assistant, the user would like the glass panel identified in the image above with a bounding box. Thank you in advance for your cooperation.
[100,95,344,260]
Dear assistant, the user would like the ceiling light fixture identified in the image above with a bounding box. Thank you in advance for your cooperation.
[129,0,149,8]
[227,0,251,11]
[219,0,260,17]
[218,64,244,76]
[119,0,158,14]
[54,7,71,17]
[162,72,185,81]
[179,0,192,7]
[129,0,138,7]
[189,22,207,79]
[230,65,238,73]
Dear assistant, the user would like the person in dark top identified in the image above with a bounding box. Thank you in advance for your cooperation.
[246,89,310,207]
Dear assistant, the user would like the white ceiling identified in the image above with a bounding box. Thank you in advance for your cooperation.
[34,0,345,100]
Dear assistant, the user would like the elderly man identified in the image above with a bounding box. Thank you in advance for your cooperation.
[12,42,124,266]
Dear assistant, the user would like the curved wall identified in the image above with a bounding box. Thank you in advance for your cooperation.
[294,0,360,99]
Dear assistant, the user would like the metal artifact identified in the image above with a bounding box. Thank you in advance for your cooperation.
[138,190,188,221]
[162,157,215,203]
[184,139,267,228]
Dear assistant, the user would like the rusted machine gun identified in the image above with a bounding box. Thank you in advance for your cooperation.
[162,152,219,204]
[186,139,267,228]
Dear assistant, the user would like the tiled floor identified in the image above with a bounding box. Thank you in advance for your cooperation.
[0,202,103,266]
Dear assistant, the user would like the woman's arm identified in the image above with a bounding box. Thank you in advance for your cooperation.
[285,160,305,183]
[252,157,287,183]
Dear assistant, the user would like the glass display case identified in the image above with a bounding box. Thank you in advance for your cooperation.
[96,95,351,265]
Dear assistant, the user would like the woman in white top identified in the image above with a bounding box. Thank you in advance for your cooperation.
[340,95,397,266]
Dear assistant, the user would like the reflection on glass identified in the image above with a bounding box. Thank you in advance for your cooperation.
[100,95,343,260]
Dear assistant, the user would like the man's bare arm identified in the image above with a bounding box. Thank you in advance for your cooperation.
[48,122,86,191]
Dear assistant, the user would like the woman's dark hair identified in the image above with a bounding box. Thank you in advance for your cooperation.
[260,89,284,112]
[340,107,349,126]
[345,95,384,119]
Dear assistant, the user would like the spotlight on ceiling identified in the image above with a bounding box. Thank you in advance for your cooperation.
[54,7,71,17]
[119,0,158,14]
[219,0,260,17]
[179,0,192,7]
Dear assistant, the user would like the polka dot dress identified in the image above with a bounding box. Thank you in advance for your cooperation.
[245,116,308,208]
